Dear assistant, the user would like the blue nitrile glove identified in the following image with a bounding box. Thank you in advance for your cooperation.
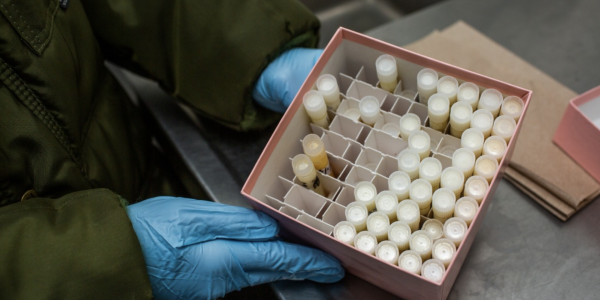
[253,48,323,113]
[127,197,344,300]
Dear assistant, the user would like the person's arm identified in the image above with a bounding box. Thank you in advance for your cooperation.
[80,0,320,131]
[0,189,152,299]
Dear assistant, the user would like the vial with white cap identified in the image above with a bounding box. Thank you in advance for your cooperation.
[440,167,465,199]
[334,221,357,246]
[316,74,341,111]
[417,68,438,104]
[303,91,329,129]
[457,82,480,110]
[452,148,476,178]
[454,197,479,226]
[302,134,332,176]
[399,113,422,141]
[381,122,401,137]
[427,94,450,132]
[478,89,503,117]
[397,149,421,180]
[432,239,456,268]
[421,259,446,283]
[359,96,381,126]
[461,128,485,157]
[418,157,442,191]
[354,181,378,211]
[388,171,411,201]
[375,191,400,222]
[500,96,524,122]
[492,115,517,143]
[409,130,431,160]
[409,230,433,261]
[432,188,456,221]
[443,217,468,247]
[388,221,412,251]
[367,212,390,242]
[345,202,369,232]
[344,108,362,122]
[398,250,423,275]
[450,101,473,138]
[409,179,433,215]
[474,155,499,183]
[437,76,459,105]
[292,154,326,196]
[354,231,378,255]
[376,54,398,93]
[483,136,507,162]
[396,200,421,232]
[375,240,400,265]
[464,176,489,204]
[421,219,444,240]
[470,109,494,138]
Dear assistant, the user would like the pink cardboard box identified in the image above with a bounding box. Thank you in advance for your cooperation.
[554,85,600,184]
[242,28,531,300]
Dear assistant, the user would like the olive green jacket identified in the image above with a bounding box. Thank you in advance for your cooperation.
[0,0,319,298]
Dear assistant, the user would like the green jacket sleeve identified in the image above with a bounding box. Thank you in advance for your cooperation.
[80,0,320,131]
[0,189,153,299]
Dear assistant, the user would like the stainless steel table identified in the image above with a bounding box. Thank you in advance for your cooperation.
[113,0,600,298]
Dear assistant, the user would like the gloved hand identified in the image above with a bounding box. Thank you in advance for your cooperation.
[127,197,344,300]
[253,48,323,113]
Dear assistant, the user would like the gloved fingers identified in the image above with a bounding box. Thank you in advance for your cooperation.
[129,197,279,248]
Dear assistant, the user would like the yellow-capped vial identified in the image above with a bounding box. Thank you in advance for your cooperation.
[302,134,332,176]
[474,155,499,183]
[292,154,325,196]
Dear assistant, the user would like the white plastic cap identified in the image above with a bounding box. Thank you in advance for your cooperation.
[474,155,499,183]
[409,230,433,260]
[345,202,368,231]
[464,176,489,204]
[421,259,446,283]
[432,188,456,220]
[302,91,327,120]
[457,82,480,110]
[375,190,400,216]
[381,122,401,137]
[316,74,339,97]
[292,154,316,183]
[422,219,444,240]
[440,167,465,195]
[397,149,421,180]
[452,148,476,178]
[376,54,398,82]
[500,96,524,122]
[334,221,357,246]
[302,134,325,157]
[454,197,479,226]
[409,178,433,209]
[478,89,503,117]
[437,76,459,102]
[432,239,456,268]
[470,109,494,138]
[492,115,517,143]
[359,96,381,125]
[450,101,473,131]
[483,136,508,162]
[428,94,450,122]
[375,240,400,265]
[367,212,390,237]
[461,128,485,157]
[398,250,423,275]
[399,113,422,140]
[388,171,411,200]
[408,130,431,160]
[417,68,439,90]
[354,231,378,255]
[354,181,377,211]
[396,199,421,232]
[418,158,442,189]
[388,221,412,250]
[443,217,468,247]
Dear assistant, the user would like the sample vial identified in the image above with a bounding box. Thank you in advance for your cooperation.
[302,134,332,176]
[354,181,378,211]
[303,91,330,129]
[410,230,433,261]
[483,136,507,162]
[427,94,450,132]
[396,200,421,232]
[492,115,517,143]
[376,54,398,93]
[461,128,485,157]
[388,221,412,251]
[334,221,357,246]
[470,109,494,138]
[422,219,444,240]
[432,238,457,268]
[359,96,381,126]
[292,154,326,196]
[478,89,503,117]
[437,76,459,105]
[375,191,400,222]
[316,74,341,111]
[452,148,476,178]
[344,108,362,122]
[345,202,369,232]
[409,179,433,215]
[464,176,489,204]
[399,113,422,141]
[376,240,400,265]
[397,149,421,181]
[440,167,465,199]
[354,231,378,255]
[398,250,423,275]
[409,130,431,160]
[443,217,468,247]
[500,96,524,122]
[432,188,457,221]
[417,68,439,105]
[421,259,446,283]
[382,122,401,137]
[418,157,442,191]
[454,197,479,226]
[457,82,480,110]
[388,171,411,201]
[474,155,499,183]
[449,101,473,138]
[367,212,391,242]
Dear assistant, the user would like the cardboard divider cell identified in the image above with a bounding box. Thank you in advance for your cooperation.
[309,123,325,138]
[336,98,361,121]
[321,131,350,157]
[339,73,354,95]
[345,165,376,187]
[343,140,363,163]
[356,126,371,145]
[376,155,400,178]
[279,204,303,219]
[392,80,404,96]
[330,114,365,140]
[391,96,413,116]
[374,111,402,135]
[364,129,408,157]
[322,202,347,226]
[293,172,343,201]
[380,94,399,112]
[326,153,352,180]
[284,185,330,217]
[399,90,419,102]
[355,66,367,83]
[371,174,390,192]
[437,135,462,157]
[346,79,388,105]
[334,185,356,207]
[433,154,453,171]
[264,195,285,210]
[297,214,334,235]
[423,127,444,153]
[356,147,383,171]
[408,102,429,125]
